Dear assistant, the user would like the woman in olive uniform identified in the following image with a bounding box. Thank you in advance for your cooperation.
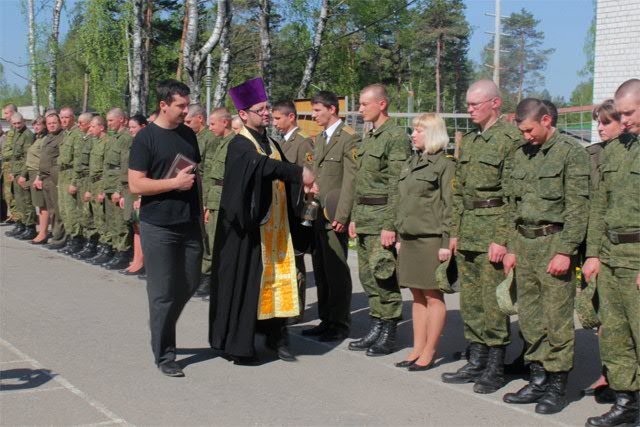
[25,117,49,243]
[395,113,454,370]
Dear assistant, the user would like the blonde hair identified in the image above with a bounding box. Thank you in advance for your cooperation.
[412,113,449,154]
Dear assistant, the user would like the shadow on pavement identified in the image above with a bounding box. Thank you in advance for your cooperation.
[0,368,55,391]
[176,347,218,368]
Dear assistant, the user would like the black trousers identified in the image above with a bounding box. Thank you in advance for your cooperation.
[140,221,203,365]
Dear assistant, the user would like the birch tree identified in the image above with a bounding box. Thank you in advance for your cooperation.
[47,0,64,109]
[28,0,40,118]
[258,0,273,98]
[297,0,330,99]
[130,0,145,115]
[213,9,232,108]
[183,0,228,103]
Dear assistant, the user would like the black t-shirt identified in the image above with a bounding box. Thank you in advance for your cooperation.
[129,122,201,226]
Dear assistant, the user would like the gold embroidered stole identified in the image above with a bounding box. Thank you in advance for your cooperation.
[238,127,299,319]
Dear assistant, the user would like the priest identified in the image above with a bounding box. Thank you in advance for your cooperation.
[208,77,316,364]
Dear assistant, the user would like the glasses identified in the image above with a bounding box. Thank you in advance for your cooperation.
[466,98,495,109]
[246,105,271,115]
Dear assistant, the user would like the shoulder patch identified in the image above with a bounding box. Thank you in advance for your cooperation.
[305,152,314,163]
[298,130,309,138]
[343,126,356,136]
[352,147,358,161]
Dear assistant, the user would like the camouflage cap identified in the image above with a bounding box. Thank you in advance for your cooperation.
[436,255,460,294]
[496,270,517,316]
[575,276,600,330]
[369,244,397,280]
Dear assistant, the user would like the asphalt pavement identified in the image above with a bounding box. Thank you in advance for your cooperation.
[1,234,606,426]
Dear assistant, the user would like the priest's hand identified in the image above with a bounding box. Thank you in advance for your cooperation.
[332,221,345,233]
[174,166,196,191]
[305,182,319,195]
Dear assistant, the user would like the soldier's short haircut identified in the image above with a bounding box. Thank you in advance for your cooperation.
[107,107,125,118]
[92,115,106,127]
[311,91,339,114]
[11,112,24,122]
[592,99,620,124]
[130,113,148,127]
[186,104,206,118]
[3,103,17,113]
[157,79,190,105]
[78,112,94,123]
[272,100,297,116]
[361,84,389,105]
[45,111,60,121]
[515,98,555,124]
[542,100,558,126]
[211,107,232,121]
[614,78,640,101]
[60,106,75,116]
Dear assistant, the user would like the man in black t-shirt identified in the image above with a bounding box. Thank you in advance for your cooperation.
[128,79,203,377]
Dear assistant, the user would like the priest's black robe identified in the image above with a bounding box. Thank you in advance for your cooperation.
[208,128,306,358]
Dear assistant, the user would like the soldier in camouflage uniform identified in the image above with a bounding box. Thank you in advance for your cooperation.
[271,100,315,322]
[583,79,640,427]
[7,113,36,240]
[2,104,18,226]
[502,98,590,415]
[57,108,86,254]
[302,91,359,342]
[347,84,411,355]
[71,113,99,259]
[84,116,109,264]
[97,108,133,269]
[442,80,521,394]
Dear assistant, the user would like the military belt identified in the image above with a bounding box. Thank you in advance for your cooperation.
[358,196,387,205]
[213,178,224,186]
[606,230,640,244]
[91,176,101,183]
[107,165,121,170]
[463,197,504,210]
[59,165,73,171]
[517,223,563,239]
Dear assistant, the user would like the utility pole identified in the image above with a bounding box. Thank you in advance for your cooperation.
[484,0,507,89]
[205,53,212,120]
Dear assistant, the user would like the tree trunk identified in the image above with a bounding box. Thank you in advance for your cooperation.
[213,18,232,108]
[259,0,272,98]
[183,0,227,103]
[517,34,525,103]
[28,0,39,118]
[130,0,145,115]
[297,0,329,99]
[435,34,441,113]
[47,0,64,110]
[82,70,89,112]
[142,0,152,114]
[177,1,189,80]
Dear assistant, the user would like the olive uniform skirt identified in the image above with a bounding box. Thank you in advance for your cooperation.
[28,170,45,208]
[397,235,442,290]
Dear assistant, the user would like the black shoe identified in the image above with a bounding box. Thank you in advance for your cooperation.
[5,222,25,237]
[227,355,259,366]
[504,362,547,404]
[366,319,398,356]
[595,386,618,404]
[301,322,330,337]
[30,237,49,245]
[348,317,383,351]
[535,371,569,414]
[275,345,297,362]
[103,251,131,270]
[17,226,37,240]
[395,358,418,368]
[138,273,147,280]
[0,218,16,226]
[474,346,506,394]
[586,391,639,427]
[121,267,144,276]
[318,327,349,342]
[158,361,184,377]
[408,360,435,371]
[442,342,489,384]
[193,274,211,298]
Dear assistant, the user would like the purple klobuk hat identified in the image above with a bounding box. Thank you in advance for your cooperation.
[229,77,268,111]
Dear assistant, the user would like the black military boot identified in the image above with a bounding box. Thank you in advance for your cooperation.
[85,244,107,262]
[46,237,68,250]
[58,236,75,253]
[586,391,639,427]
[535,371,569,414]
[474,346,506,394]
[75,239,99,259]
[103,251,130,270]
[504,362,547,404]
[442,342,489,384]
[366,319,397,356]
[6,222,25,237]
[89,245,114,265]
[66,236,86,255]
[348,317,383,351]
[17,225,37,240]
[193,274,211,298]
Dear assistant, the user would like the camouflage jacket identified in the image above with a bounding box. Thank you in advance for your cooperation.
[102,130,132,194]
[279,127,314,168]
[396,150,455,247]
[509,130,590,256]
[203,132,233,210]
[586,133,639,269]
[197,127,218,164]
[451,117,520,252]
[57,126,83,172]
[72,134,94,187]
[89,135,107,194]
[2,128,15,167]
[10,127,34,176]
[352,119,412,234]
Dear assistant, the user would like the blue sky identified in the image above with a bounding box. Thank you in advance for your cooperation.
[0,0,594,101]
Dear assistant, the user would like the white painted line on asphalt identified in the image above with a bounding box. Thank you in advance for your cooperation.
[0,337,132,427]
[1,386,66,395]
[293,332,574,427]
[74,421,124,427]
[0,359,33,364]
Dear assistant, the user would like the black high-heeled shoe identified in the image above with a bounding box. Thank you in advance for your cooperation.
[408,359,435,371]
[395,358,418,368]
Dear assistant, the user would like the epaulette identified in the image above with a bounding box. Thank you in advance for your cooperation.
[342,125,356,136]
[297,129,309,139]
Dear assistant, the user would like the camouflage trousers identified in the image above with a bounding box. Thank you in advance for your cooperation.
[13,177,35,226]
[2,163,17,220]
[58,170,82,237]
[599,263,639,391]
[91,198,107,244]
[104,193,131,252]
[356,234,402,320]
[201,208,219,276]
[78,179,96,239]
[514,232,575,372]
[458,250,511,347]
